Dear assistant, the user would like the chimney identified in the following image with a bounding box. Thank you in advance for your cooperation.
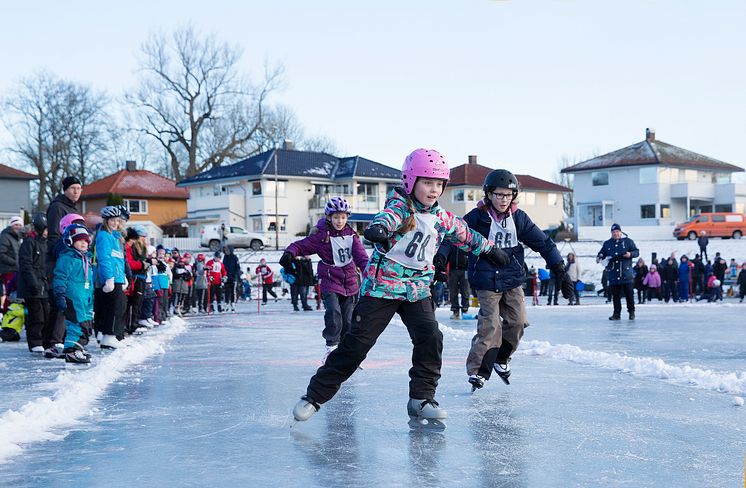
[125,160,137,171]
[645,128,655,142]
[468,155,477,165]
[282,139,294,150]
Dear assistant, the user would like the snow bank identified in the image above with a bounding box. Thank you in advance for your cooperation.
[0,317,187,464]
[519,339,746,395]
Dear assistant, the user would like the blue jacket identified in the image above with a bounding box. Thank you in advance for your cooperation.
[53,247,94,324]
[442,205,562,293]
[597,237,639,285]
[95,226,126,285]
[678,261,691,282]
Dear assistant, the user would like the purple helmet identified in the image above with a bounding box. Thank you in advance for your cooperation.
[401,148,450,194]
[325,196,351,216]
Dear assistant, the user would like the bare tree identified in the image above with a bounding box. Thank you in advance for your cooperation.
[301,135,338,155]
[127,25,284,180]
[1,70,112,208]
[554,151,600,218]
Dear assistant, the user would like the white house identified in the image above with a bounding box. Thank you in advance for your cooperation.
[440,155,571,230]
[562,129,745,240]
[176,145,401,248]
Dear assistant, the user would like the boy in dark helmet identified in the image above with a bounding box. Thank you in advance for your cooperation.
[17,213,49,352]
[438,169,573,391]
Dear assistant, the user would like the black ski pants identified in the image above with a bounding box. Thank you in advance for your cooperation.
[448,269,470,312]
[26,297,50,350]
[225,281,236,305]
[262,283,277,303]
[610,283,635,316]
[94,284,126,339]
[306,296,442,405]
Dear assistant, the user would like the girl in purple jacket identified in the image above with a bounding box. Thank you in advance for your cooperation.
[280,197,369,361]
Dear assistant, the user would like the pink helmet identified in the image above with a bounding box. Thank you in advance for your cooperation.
[59,213,85,234]
[401,148,450,194]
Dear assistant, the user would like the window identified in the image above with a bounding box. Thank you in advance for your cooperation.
[252,181,261,195]
[715,204,732,213]
[684,170,697,182]
[267,217,287,232]
[712,215,725,223]
[725,214,743,222]
[639,167,657,184]
[522,192,536,205]
[715,173,731,184]
[592,172,609,186]
[213,184,225,196]
[230,226,247,234]
[660,204,670,219]
[452,190,464,202]
[640,204,655,219]
[547,193,558,207]
[465,189,478,202]
[698,216,709,223]
[252,218,262,232]
[124,199,148,215]
[357,182,378,203]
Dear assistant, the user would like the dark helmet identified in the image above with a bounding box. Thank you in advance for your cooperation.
[483,169,519,194]
[32,213,47,234]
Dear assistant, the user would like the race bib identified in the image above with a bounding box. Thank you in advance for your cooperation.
[331,236,354,267]
[386,213,439,270]
[212,262,222,273]
[489,214,517,249]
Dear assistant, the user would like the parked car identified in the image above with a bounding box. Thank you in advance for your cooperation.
[673,212,745,240]
[200,224,264,251]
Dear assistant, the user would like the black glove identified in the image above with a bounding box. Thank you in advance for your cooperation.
[434,269,448,282]
[432,253,448,282]
[157,261,167,273]
[279,252,295,273]
[551,262,574,299]
[363,225,390,252]
[55,292,67,312]
[482,246,510,267]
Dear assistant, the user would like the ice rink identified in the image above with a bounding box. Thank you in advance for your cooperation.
[0,297,744,487]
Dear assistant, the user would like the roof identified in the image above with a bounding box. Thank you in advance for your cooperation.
[561,132,744,174]
[177,149,400,186]
[81,169,189,200]
[449,162,571,192]
[0,163,37,180]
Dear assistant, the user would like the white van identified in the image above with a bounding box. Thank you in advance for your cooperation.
[200,224,264,251]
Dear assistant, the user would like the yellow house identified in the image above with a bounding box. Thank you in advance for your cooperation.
[440,155,572,230]
[80,161,188,228]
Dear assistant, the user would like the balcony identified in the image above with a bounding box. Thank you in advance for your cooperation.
[309,194,380,213]
[670,182,715,200]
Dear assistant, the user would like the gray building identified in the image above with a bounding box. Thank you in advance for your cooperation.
[562,129,745,240]
[0,163,37,227]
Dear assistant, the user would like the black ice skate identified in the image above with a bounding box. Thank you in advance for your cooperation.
[493,362,511,385]
[468,374,485,392]
[407,398,446,431]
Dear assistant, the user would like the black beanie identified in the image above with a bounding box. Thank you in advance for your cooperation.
[62,176,82,191]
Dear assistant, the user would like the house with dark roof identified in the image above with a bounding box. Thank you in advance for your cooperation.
[441,155,571,230]
[176,143,401,245]
[80,161,189,237]
[0,163,37,227]
[561,129,745,240]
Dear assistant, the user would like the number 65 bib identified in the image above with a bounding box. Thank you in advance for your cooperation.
[386,213,439,270]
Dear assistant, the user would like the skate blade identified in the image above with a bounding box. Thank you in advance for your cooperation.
[408,417,446,432]
[498,376,510,385]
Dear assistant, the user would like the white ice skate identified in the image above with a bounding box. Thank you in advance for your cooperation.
[100,334,124,349]
[292,396,320,424]
[30,346,44,353]
[468,374,485,392]
[407,398,447,431]
[493,362,511,385]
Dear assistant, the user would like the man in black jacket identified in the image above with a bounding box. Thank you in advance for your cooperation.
[17,214,49,353]
[46,176,82,271]
[697,231,709,262]
[596,223,640,319]
[691,254,705,296]
[222,245,240,312]
[0,215,23,310]
[435,244,471,319]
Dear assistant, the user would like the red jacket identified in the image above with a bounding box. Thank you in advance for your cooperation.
[206,259,226,284]
[255,264,274,285]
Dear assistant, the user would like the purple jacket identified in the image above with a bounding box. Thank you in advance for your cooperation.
[286,218,369,296]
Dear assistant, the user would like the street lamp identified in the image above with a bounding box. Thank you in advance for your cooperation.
[274,148,279,250]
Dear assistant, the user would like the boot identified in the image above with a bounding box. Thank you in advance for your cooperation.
[449,310,460,320]
[608,314,621,321]
[407,398,447,420]
[629,312,635,320]
[293,396,320,422]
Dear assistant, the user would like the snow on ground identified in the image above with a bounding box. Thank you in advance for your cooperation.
[0,317,186,464]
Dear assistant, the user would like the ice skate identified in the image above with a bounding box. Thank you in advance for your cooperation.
[65,349,91,364]
[407,398,447,431]
[29,345,44,353]
[100,334,123,349]
[468,374,485,392]
[43,344,65,359]
[292,395,320,423]
[629,312,635,320]
[493,362,511,385]
[449,310,460,320]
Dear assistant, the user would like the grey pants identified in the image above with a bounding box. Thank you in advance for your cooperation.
[322,292,357,346]
[466,287,527,379]
[448,269,471,312]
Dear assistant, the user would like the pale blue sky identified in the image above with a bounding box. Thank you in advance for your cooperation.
[1,0,745,181]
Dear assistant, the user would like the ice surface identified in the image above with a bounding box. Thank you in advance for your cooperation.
[0,299,744,487]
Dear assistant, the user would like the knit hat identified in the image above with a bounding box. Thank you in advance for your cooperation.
[610,223,622,232]
[66,225,91,246]
[133,224,148,237]
[62,176,82,191]
[9,216,23,226]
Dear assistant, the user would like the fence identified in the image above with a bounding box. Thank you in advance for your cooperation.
[160,237,202,251]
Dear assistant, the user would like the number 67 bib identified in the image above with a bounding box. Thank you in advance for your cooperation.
[385,213,439,270]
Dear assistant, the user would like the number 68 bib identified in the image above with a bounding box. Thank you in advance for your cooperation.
[386,213,439,270]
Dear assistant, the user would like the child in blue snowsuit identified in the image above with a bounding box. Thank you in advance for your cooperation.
[53,224,94,363]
